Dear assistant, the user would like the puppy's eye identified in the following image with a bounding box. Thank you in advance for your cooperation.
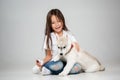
[63,46,66,49]
[58,47,60,49]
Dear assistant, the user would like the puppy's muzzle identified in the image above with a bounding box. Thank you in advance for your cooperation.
[60,53,63,55]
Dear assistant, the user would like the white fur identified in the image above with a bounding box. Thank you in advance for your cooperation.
[52,35,105,76]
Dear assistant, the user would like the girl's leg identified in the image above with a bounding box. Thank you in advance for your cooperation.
[34,60,82,75]
[69,63,82,74]
[43,60,64,75]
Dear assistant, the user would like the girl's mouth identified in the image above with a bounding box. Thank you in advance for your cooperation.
[55,26,61,29]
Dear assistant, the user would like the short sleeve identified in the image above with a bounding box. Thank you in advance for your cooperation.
[43,36,47,50]
[67,31,77,42]
[43,35,51,50]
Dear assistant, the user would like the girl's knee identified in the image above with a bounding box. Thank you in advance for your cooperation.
[70,63,82,74]
[49,61,64,71]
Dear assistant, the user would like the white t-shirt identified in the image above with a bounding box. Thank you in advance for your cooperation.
[43,30,77,57]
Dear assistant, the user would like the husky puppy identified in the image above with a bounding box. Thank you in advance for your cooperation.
[52,35,105,76]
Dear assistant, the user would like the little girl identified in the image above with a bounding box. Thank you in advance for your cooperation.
[32,9,81,75]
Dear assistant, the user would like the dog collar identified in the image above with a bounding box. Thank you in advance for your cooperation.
[65,44,73,55]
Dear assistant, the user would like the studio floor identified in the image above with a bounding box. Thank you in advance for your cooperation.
[0,64,120,80]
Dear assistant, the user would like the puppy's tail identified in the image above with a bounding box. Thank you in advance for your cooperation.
[100,65,105,71]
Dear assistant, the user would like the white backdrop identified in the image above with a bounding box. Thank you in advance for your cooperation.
[0,0,120,70]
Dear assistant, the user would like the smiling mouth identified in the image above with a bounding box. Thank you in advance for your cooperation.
[55,26,61,29]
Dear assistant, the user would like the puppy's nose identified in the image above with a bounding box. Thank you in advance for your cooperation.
[60,53,63,55]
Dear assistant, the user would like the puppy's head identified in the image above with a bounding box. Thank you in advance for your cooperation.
[57,36,69,56]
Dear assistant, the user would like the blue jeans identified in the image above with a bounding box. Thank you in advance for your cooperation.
[43,60,81,75]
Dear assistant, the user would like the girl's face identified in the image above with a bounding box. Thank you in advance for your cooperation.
[51,15,63,34]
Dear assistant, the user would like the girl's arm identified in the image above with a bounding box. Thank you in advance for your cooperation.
[73,42,80,52]
[67,31,80,52]
[36,35,52,67]
[42,49,52,65]
[36,49,52,67]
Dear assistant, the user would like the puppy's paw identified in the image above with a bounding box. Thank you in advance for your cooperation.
[51,58,57,62]
[59,72,68,76]
[51,55,60,62]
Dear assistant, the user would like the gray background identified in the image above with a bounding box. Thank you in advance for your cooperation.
[0,0,120,70]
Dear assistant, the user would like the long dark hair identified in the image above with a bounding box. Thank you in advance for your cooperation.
[45,9,68,49]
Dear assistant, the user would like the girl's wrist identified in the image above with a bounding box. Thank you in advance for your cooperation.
[36,59,44,67]
[40,60,44,66]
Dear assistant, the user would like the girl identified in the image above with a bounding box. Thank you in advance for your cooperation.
[32,9,81,75]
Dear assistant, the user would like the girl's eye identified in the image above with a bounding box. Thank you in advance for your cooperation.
[52,22,55,24]
[57,20,61,22]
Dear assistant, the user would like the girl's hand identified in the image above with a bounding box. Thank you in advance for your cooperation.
[36,60,42,67]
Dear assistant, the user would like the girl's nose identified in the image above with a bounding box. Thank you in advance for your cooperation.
[56,22,59,26]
